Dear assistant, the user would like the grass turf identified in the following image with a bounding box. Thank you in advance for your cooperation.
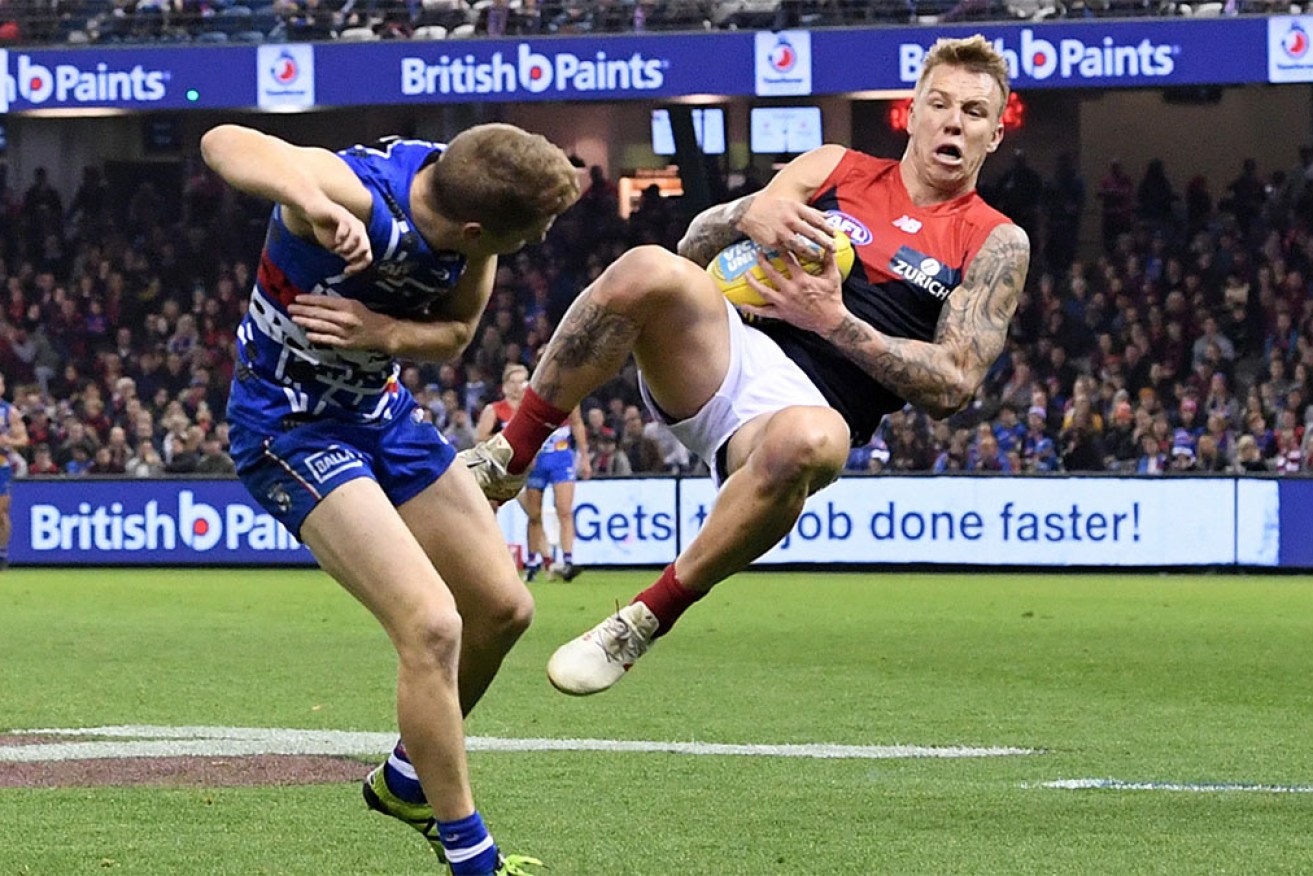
[2,568,1312,874]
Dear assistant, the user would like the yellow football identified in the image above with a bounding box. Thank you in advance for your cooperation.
[707,230,855,308]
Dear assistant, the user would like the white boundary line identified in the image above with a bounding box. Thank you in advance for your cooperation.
[0,725,1038,763]
[1040,778,1313,794]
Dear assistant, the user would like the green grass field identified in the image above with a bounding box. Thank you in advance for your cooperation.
[3,568,1313,875]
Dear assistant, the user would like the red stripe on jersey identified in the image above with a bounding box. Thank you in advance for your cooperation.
[257,252,307,309]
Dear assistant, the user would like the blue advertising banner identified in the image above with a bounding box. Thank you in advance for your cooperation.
[0,19,1277,113]
[314,34,754,105]
[13,479,313,566]
[819,19,1267,92]
[0,45,258,112]
[1277,479,1313,567]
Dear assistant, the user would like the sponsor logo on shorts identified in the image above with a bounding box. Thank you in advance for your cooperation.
[304,446,364,483]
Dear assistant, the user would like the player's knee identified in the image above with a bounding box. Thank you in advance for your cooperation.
[598,246,691,309]
[756,411,848,490]
[396,609,464,674]
[488,586,535,641]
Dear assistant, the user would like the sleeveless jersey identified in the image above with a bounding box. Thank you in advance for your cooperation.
[491,398,571,452]
[228,138,468,429]
[756,152,1011,443]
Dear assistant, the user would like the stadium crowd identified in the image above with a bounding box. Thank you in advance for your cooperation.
[0,0,1297,47]
[1,144,1313,479]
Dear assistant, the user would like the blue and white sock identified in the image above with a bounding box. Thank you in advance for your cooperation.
[525,553,542,570]
[383,741,426,804]
[562,551,573,565]
[439,811,500,875]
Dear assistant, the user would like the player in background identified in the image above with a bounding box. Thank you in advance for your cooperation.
[203,123,578,875]
[462,35,1028,696]
[476,363,590,582]
[0,372,29,570]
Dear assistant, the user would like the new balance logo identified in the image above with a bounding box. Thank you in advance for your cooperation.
[892,215,922,233]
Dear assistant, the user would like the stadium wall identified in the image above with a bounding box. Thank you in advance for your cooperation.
[10,476,1309,569]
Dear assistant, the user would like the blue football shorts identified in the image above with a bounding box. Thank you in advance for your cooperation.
[0,463,11,497]
[229,406,456,537]
[525,448,576,492]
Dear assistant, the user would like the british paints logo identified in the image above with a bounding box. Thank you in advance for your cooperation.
[754,30,812,97]
[258,44,315,109]
[898,29,1175,85]
[3,52,168,106]
[28,490,301,554]
[1271,17,1313,82]
[400,43,666,97]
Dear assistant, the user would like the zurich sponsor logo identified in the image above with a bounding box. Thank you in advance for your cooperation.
[890,245,959,301]
[767,37,798,74]
[825,210,872,246]
[1283,22,1310,59]
[305,446,363,483]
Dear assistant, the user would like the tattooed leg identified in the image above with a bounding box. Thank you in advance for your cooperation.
[529,246,732,421]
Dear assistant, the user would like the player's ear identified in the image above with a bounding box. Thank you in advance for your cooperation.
[987,119,1004,154]
[460,222,485,242]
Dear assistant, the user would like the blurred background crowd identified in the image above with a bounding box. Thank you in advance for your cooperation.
[0,0,1296,48]
[2,138,1313,479]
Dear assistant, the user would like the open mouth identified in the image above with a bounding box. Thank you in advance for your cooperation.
[935,144,963,163]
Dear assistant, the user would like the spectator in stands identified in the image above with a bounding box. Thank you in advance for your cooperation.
[195,435,236,475]
[125,443,165,478]
[1136,432,1167,474]
[1195,433,1227,473]
[28,445,59,476]
[443,408,478,451]
[590,427,631,476]
[1103,400,1138,471]
[1097,159,1135,252]
[1136,158,1177,231]
[1233,434,1267,473]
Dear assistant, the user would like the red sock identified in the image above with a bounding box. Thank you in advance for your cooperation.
[633,564,704,639]
[503,388,570,474]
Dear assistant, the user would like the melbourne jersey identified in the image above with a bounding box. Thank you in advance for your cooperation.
[228,138,467,430]
[756,151,1011,443]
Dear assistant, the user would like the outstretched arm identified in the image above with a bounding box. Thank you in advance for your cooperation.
[676,144,846,266]
[200,124,372,274]
[746,224,1030,419]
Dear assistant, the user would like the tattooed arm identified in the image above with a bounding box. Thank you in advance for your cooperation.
[744,223,1029,418]
[676,195,757,266]
[677,144,847,266]
[826,224,1030,418]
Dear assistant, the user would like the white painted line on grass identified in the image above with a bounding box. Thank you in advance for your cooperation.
[1040,778,1313,794]
[2,725,1038,763]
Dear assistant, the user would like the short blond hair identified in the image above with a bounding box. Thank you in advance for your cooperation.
[430,123,580,235]
[914,35,1010,118]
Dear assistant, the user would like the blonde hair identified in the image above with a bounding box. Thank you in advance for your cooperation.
[430,123,580,235]
[914,35,1011,118]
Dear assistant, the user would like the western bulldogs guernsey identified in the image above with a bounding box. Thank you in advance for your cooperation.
[228,138,467,430]
[756,151,1011,443]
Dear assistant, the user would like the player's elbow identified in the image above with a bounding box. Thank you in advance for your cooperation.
[200,125,245,171]
[446,321,474,357]
[926,375,978,419]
